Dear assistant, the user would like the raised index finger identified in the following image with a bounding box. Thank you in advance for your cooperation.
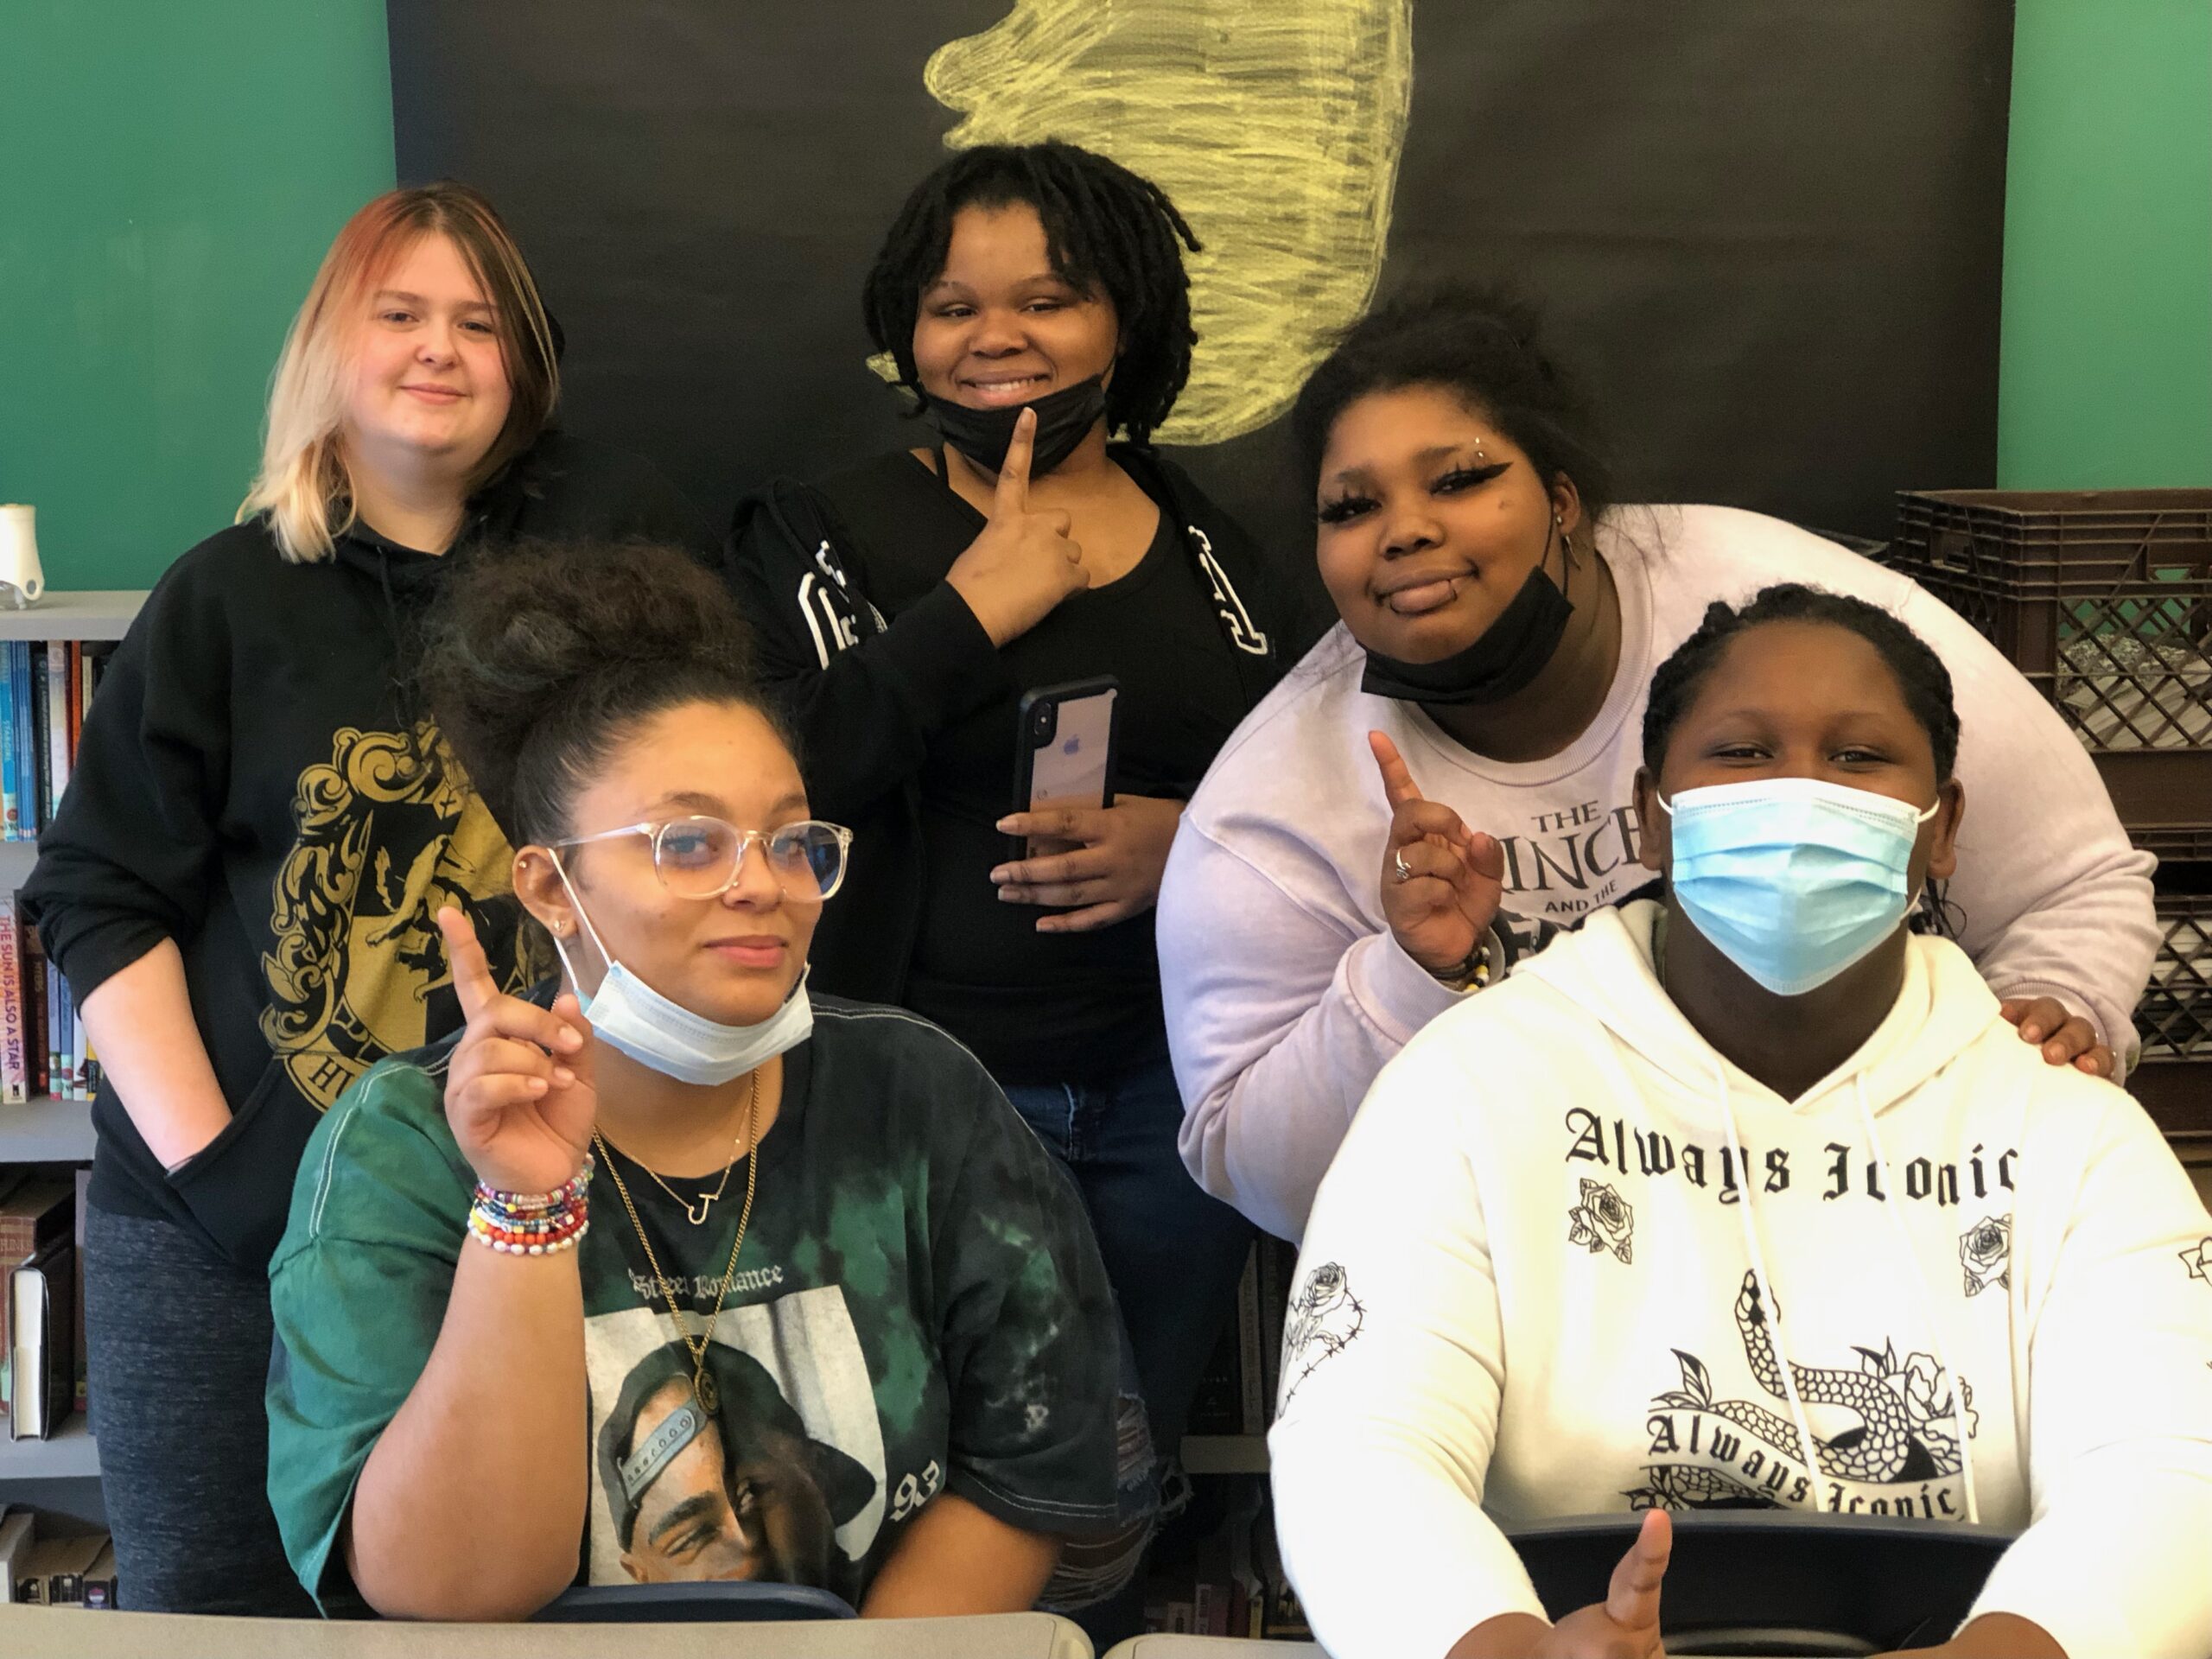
[435,905,500,1024]
[1367,730,1426,810]
[993,407,1037,515]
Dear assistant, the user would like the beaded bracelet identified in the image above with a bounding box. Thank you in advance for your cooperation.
[467,1157,593,1255]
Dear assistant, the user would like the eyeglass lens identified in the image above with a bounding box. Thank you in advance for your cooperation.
[652,817,845,899]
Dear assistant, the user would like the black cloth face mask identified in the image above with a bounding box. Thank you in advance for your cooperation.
[1358,520,1576,707]
[921,374,1108,476]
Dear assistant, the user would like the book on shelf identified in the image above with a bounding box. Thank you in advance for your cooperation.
[1184,1236,1300,1443]
[9,1232,74,1439]
[0,1508,34,1604]
[0,1175,73,1422]
[0,638,111,845]
[0,896,23,1104]
[4,1527,113,1607]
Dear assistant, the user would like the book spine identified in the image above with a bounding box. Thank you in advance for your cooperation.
[1236,1243,1264,1435]
[0,642,18,840]
[44,947,59,1099]
[46,640,69,822]
[10,643,32,841]
[29,644,48,831]
[0,895,22,1104]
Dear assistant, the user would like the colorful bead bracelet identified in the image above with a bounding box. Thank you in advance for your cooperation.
[467,1157,593,1255]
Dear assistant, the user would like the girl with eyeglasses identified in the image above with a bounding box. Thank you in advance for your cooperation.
[264,541,1126,1619]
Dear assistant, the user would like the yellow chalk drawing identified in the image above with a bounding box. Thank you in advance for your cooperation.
[905,0,1414,447]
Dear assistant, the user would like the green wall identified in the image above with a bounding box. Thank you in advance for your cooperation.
[1999,0,2212,488]
[0,1,396,592]
[3,2,2206,594]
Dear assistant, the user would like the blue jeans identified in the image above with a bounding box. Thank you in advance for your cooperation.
[1003,1052,1255,1457]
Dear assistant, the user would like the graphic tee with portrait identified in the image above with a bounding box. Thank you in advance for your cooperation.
[266,996,1124,1611]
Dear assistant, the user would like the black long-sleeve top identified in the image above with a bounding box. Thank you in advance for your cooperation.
[22,432,708,1269]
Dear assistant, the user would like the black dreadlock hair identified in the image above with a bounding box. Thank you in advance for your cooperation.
[1642,583,1965,936]
[1291,283,1614,518]
[861,141,1201,446]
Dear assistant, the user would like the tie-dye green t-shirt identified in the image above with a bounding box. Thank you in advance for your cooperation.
[266,995,1123,1611]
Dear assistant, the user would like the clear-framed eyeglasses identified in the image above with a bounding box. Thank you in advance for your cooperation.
[548,816,853,902]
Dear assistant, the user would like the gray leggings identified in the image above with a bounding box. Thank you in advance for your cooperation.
[83,1203,318,1616]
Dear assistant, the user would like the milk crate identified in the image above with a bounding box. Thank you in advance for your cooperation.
[2132,886,2212,1148]
[1890,489,2212,835]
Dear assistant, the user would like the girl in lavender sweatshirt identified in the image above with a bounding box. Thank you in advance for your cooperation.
[1156,289,2156,1243]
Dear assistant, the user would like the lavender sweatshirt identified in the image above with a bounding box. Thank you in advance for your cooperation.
[1157,506,2158,1242]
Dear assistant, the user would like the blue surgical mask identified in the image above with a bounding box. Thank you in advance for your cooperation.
[1659,777,1939,997]
[550,855,812,1085]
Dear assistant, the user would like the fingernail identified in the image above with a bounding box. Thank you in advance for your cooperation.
[997,889,1017,903]
[556,1027,583,1051]
[988,867,1009,884]
[2045,1043,2064,1061]
[553,1066,575,1087]
[2020,1026,2041,1042]
[995,817,1016,832]
[528,1077,549,1095]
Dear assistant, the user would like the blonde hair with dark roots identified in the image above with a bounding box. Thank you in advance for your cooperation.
[238,181,561,563]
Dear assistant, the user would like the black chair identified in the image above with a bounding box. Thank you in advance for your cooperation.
[1505,1511,2016,1657]
[535,1581,856,1623]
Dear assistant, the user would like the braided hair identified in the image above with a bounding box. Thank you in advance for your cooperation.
[1291,284,1614,518]
[1641,583,1964,934]
[861,141,1202,445]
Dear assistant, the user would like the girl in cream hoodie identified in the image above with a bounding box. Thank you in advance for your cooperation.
[1269,586,2212,1659]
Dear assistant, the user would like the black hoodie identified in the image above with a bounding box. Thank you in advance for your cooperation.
[22,431,708,1271]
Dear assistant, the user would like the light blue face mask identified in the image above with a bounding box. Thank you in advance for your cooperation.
[550,855,812,1086]
[1659,776,1940,997]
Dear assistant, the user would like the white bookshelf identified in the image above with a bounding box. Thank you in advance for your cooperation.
[0,1415,98,1480]
[0,591,143,1498]
[0,591,140,643]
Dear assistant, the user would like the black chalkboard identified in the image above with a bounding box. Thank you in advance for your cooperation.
[390,0,2012,618]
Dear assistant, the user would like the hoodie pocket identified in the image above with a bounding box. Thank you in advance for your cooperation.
[165,1058,320,1274]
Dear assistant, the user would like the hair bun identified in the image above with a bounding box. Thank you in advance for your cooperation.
[419,538,760,842]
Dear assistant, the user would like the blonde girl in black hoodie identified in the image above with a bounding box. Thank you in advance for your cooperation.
[23,181,702,1613]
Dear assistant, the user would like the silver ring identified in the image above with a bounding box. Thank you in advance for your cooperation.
[1392,849,1414,883]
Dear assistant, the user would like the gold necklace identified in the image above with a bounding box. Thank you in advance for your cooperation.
[594,1070,759,1414]
[620,1113,750,1226]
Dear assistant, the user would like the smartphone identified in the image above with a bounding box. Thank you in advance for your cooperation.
[1010,677,1120,859]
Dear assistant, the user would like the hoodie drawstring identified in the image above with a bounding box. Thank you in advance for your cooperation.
[1711,1062,1823,1506]
[1848,1071,1981,1524]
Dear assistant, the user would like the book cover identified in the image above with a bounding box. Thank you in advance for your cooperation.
[9,1234,76,1438]
[0,893,24,1104]
[42,934,58,1101]
[45,639,70,823]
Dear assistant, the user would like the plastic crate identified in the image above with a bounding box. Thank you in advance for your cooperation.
[1890,490,2212,828]
[2136,891,2212,1065]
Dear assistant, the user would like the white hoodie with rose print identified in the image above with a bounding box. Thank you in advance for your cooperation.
[1270,900,2212,1659]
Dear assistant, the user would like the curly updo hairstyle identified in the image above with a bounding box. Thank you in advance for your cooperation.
[861,140,1202,445]
[418,539,788,848]
[1291,284,1614,520]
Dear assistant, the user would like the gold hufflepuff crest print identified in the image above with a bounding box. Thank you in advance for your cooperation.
[260,723,537,1109]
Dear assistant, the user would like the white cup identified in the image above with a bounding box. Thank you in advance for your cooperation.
[0,505,45,609]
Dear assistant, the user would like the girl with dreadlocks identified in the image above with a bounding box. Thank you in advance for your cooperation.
[723,140,1285,1626]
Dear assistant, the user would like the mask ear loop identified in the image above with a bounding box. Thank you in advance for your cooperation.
[546,849,617,1001]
